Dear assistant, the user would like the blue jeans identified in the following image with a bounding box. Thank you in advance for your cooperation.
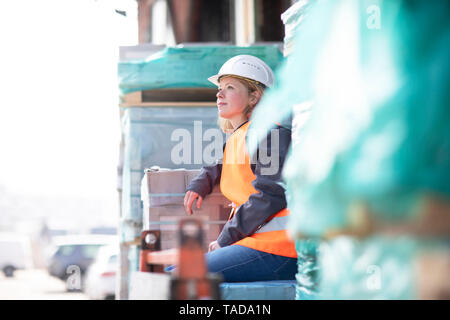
[206,244,297,282]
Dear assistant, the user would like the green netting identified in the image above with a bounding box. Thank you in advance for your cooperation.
[295,238,319,300]
[249,0,450,299]
[317,236,418,299]
[251,0,450,234]
[118,45,284,95]
[280,0,315,47]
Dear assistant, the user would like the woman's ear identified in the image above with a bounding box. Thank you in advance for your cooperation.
[249,90,262,105]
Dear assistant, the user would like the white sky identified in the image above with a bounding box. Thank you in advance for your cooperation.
[0,1,138,221]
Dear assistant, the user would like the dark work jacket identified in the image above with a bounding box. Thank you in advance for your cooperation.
[186,121,291,247]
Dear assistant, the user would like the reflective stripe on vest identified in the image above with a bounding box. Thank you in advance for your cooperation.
[255,215,290,234]
[220,122,297,258]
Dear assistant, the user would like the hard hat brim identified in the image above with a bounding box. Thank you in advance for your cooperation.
[208,75,220,87]
[208,74,268,88]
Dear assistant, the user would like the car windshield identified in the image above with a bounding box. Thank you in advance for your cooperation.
[80,245,102,259]
[108,254,118,264]
[57,245,76,257]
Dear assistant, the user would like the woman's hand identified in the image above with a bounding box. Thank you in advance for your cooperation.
[208,240,221,252]
[184,190,203,215]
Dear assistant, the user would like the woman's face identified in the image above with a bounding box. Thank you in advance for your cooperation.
[216,76,250,121]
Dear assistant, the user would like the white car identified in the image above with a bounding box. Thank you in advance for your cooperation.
[0,233,33,277]
[84,244,118,300]
[46,234,117,289]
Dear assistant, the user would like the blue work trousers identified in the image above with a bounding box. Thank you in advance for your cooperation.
[205,244,297,282]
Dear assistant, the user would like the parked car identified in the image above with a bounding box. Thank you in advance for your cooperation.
[84,244,118,300]
[47,234,117,290]
[0,233,33,277]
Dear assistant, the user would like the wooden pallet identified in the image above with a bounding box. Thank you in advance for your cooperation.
[120,88,217,108]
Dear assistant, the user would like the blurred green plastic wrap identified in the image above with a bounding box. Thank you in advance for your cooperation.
[118,45,284,95]
[250,0,450,299]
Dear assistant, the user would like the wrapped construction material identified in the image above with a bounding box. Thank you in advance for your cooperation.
[118,45,284,95]
[120,106,220,242]
[141,169,230,250]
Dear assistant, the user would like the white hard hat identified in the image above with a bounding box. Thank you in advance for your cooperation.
[208,55,275,88]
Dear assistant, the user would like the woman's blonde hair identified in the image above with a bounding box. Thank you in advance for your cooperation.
[218,75,266,133]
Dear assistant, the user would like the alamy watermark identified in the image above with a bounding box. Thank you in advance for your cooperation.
[66,265,82,291]
[366,5,381,30]
[170,121,281,176]
[366,265,382,291]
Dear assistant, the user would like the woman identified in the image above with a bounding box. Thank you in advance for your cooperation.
[184,55,297,282]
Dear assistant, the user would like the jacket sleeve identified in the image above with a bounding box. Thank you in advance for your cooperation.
[186,142,226,197]
[217,125,291,247]
[185,159,222,198]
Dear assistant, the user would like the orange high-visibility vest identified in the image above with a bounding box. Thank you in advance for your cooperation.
[220,122,297,258]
